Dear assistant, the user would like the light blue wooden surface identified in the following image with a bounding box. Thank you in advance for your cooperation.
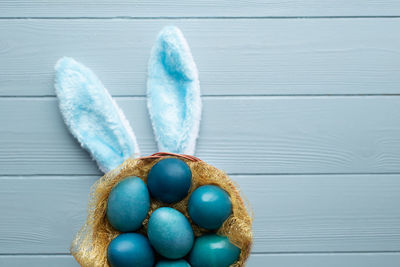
[2,253,400,267]
[1,1,400,267]
[0,175,399,254]
[2,97,400,175]
[1,1,400,17]
[1,19,400,96]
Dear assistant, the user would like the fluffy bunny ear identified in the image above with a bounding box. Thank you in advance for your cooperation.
[147,26,201,155]
[55,57,140,173]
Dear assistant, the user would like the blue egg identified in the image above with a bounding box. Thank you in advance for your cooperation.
[188,185,232,230]
[155,259,190,267]
[147,207,194,259]
[107,233,155,267]
[106,177,150,232]
[189,234,241,267]
[147,158,192,203]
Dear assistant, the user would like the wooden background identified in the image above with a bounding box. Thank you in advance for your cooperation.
[1,1,400,266]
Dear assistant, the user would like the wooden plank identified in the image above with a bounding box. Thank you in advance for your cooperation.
[0,176,96,254]
[0,255,79,267]
[1,253,400,267]
[1,97,400,175]
[248,253,400,267]
[1,19,400,96]
[0,175,399,254]
[248,174,400,252]
[1,1,400,17]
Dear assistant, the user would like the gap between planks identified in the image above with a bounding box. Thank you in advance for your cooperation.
[1,16,400,20]
[3,172,400,177]
[1,251,400,256]
[2,94,400,99]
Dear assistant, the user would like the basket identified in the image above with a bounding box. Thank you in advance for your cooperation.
[71,152,253,267]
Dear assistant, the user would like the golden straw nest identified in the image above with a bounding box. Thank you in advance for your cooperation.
[71,154,253,267]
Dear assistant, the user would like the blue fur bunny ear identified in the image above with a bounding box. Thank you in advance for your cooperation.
[55,57,140,173]
[147,26,201,155]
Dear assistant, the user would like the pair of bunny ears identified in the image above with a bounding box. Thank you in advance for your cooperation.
[55,26,201,173]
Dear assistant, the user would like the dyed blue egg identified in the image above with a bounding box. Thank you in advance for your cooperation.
[189,234,241,267]
[147,207,194,259]
[155,259,190,267]
[106,177,150,232]
[147,158,192,203]
[188,185,232,230]
[107,233,155,267]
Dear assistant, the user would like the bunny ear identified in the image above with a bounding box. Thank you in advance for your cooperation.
[147,26,202,155]
[55,57,140,173]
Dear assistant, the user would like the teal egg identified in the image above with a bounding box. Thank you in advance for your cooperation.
[189,234,241,267]
[188,185,232,230]
[106,177,150,232]
[155,259,190,267]
[147,158,192,203]
[147,207,194,259]
[107,233,155,267]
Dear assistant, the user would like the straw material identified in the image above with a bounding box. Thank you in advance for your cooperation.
[71,154,253,266]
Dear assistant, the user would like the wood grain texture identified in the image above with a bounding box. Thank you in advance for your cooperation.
[1,3,400,265]
[1,97,400,175]
[248,253,400,267]
[0,255,79,267]
[1,1,400,17]
[0,174,399,254]
[1,19,400,96]
[1,253,400,267]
